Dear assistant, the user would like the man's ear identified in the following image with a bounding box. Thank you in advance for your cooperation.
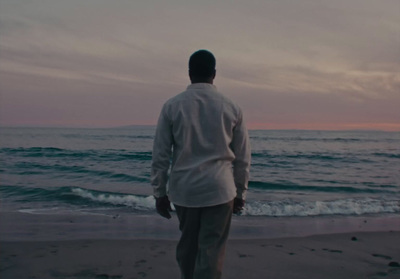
[189,70,193,82]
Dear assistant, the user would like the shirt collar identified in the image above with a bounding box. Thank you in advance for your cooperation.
[187,83,217,91]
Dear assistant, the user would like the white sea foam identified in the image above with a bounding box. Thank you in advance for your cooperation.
[70,188,400,217]
[19,208,62,215]
[71,188,155,210]
[243,198,400,216]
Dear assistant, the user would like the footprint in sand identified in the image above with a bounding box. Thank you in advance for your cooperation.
[372,254,392,260]
[95,275,123,279]
[375,271,388,277]
[150,245,158,251]
[134,259,147,268]
[96,275,109,279]
[322,248,343,253]
[238,253,254,258]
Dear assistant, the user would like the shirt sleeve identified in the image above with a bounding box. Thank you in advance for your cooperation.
[151,104,173,198]
[230,109,251,200]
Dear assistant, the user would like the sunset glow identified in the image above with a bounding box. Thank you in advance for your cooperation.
[1,0,399,131]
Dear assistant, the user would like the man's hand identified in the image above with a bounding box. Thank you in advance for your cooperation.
[233,198,245,215]
[155,195,172,219]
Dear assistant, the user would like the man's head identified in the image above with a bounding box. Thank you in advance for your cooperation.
[188,50,216,84]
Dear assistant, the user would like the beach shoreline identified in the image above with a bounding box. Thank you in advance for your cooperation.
[1,210,399,241]
[1,211,400,278]
[1,231,400,279]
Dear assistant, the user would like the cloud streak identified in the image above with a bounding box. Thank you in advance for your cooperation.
[1,0,399,130]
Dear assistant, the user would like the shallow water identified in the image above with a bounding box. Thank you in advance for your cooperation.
[1,127,399,217]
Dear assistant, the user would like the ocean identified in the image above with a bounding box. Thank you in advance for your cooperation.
[1,127,399,219]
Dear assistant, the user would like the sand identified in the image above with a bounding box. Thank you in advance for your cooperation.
[1,212,400,278]
[1,232,400,279]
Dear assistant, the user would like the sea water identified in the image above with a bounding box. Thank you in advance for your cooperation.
[0,127,399,217]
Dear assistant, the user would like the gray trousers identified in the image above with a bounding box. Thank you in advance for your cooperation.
[174,200,234,279]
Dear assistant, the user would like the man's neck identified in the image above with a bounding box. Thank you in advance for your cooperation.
[190,78,214,84]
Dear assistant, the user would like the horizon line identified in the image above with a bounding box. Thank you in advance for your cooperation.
[1,124,399,133]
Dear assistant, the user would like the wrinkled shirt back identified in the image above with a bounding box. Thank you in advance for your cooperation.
[151,83,250,207]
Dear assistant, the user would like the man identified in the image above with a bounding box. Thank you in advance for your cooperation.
[151,49,251,279]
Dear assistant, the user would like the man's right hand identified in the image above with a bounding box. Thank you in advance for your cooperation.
[233,198,245,215]
[155,195,172,219]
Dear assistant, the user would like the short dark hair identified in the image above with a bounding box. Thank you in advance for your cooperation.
[189,50,216,78]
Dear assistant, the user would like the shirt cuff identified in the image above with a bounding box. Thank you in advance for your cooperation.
[153,186,167,198]
[236,189,247,200]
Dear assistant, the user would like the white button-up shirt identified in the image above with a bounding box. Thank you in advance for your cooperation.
[151,83,251,207]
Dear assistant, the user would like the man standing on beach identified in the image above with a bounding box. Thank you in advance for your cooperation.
[151,49,251,279]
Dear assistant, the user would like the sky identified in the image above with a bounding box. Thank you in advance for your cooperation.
[1,0,399,130]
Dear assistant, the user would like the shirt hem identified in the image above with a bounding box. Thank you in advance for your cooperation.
[170,195,235,208]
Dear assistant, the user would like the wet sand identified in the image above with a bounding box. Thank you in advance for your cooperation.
[1,212,400,278]
[1,232,400,279]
